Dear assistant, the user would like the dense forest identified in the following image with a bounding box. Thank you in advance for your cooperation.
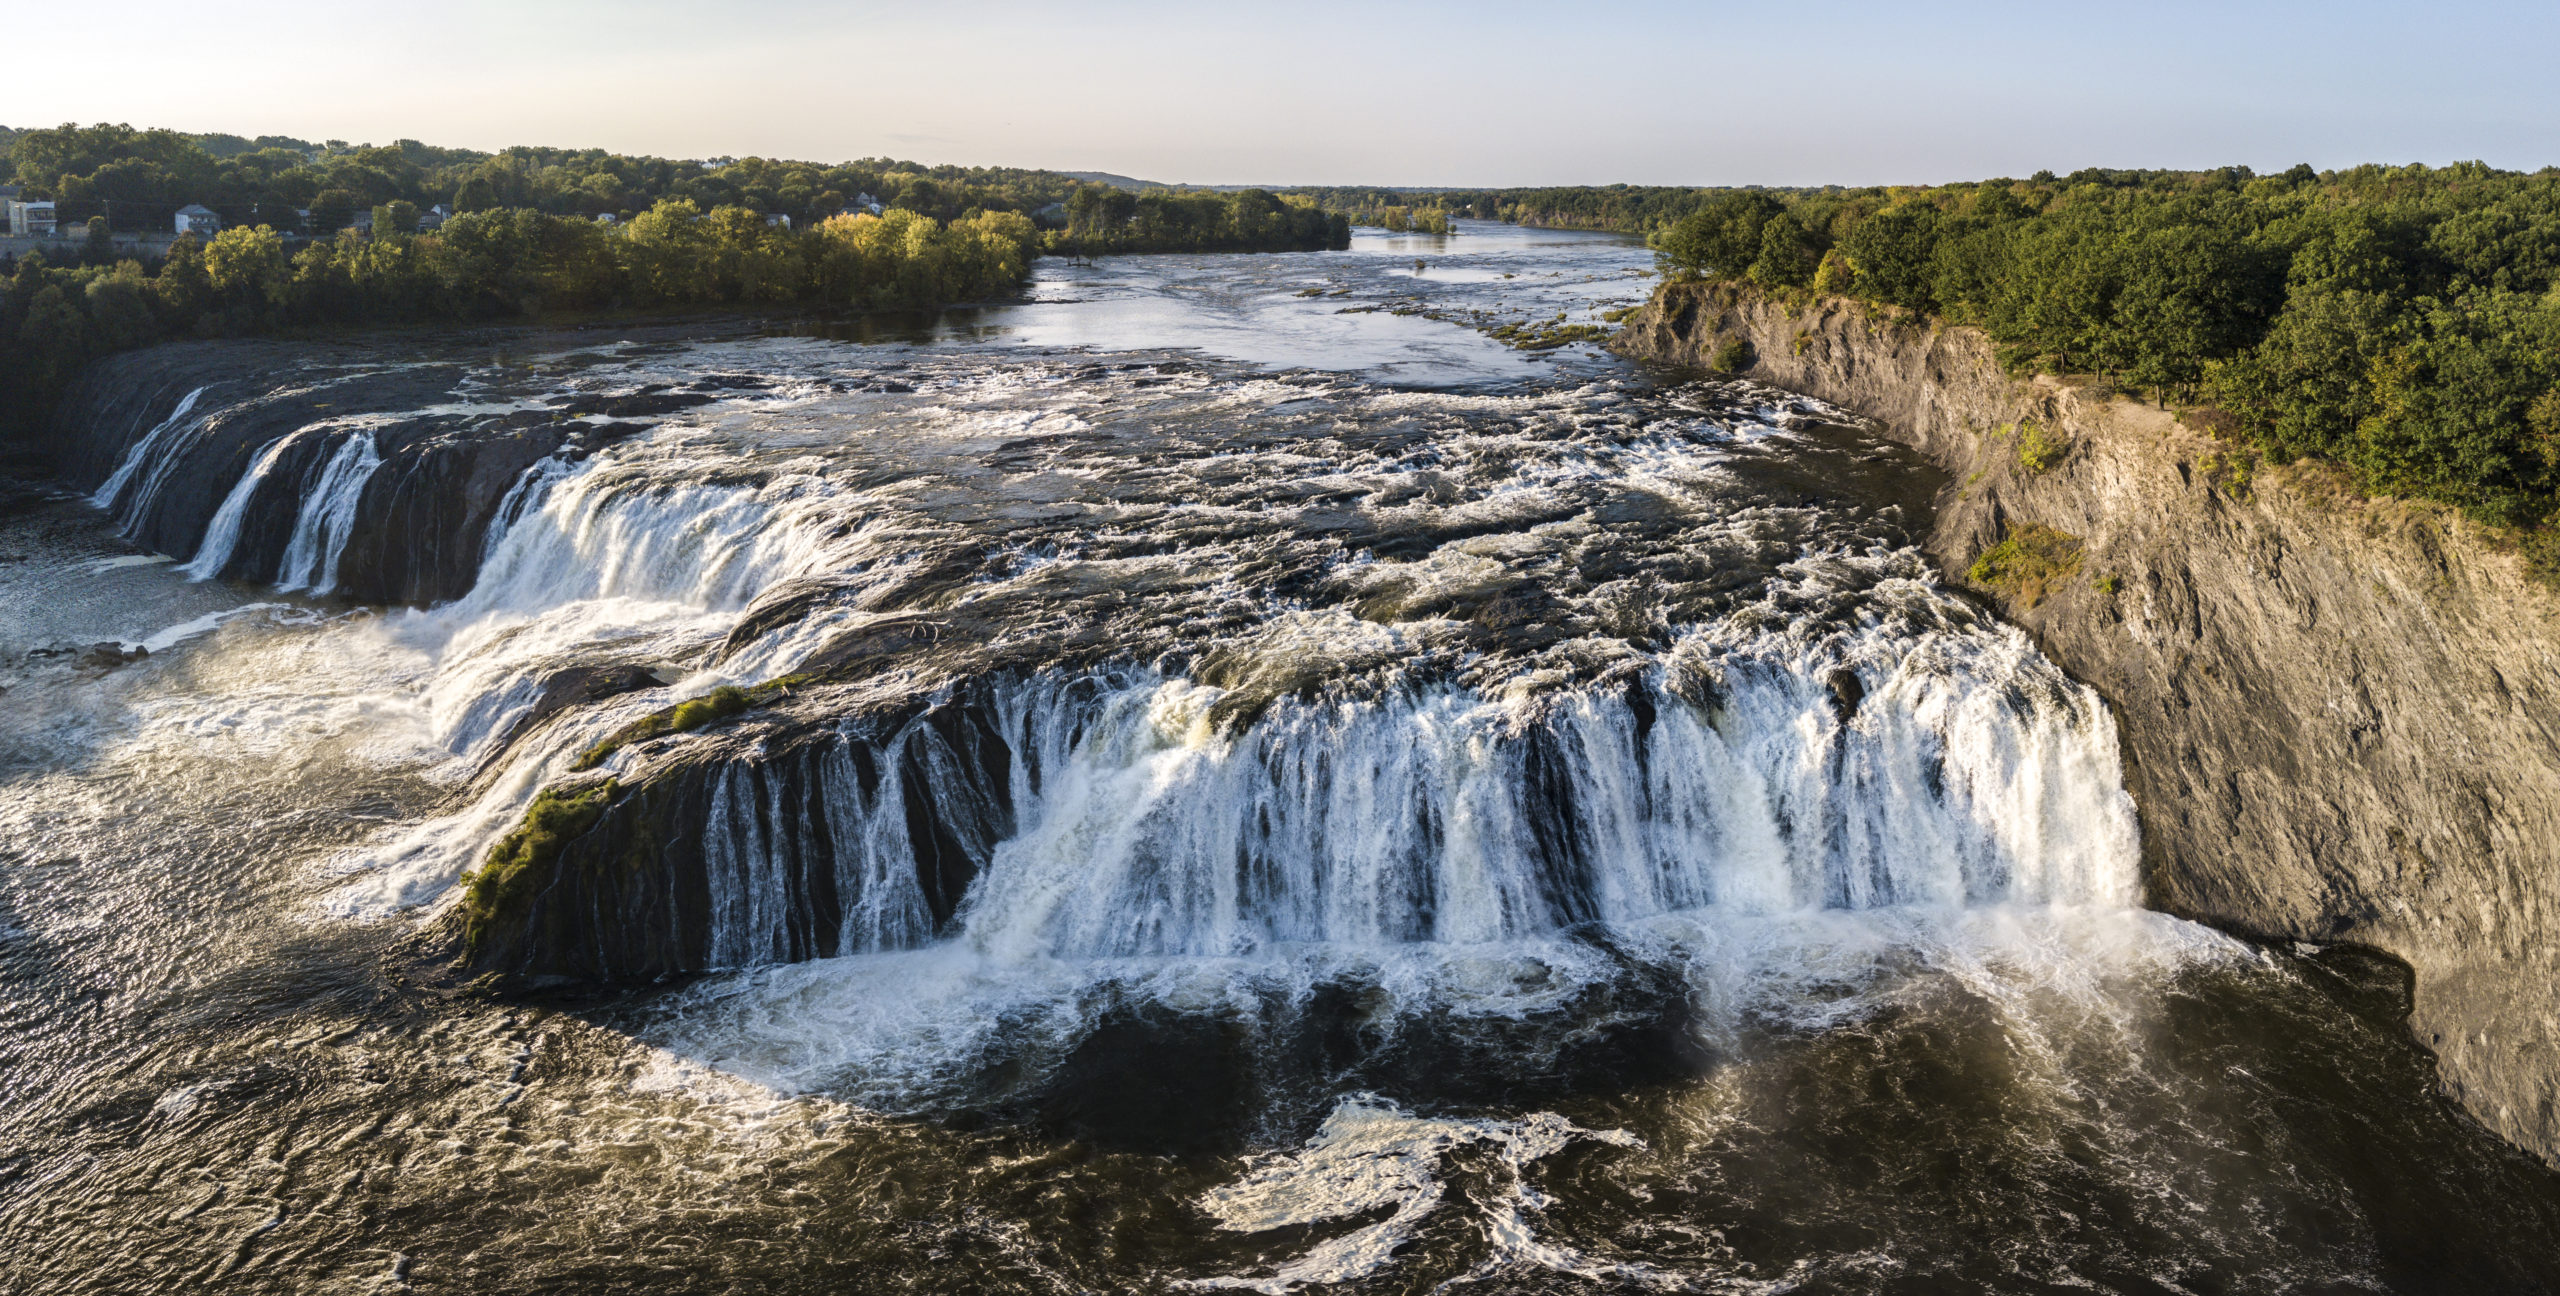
[1059,187,1347,254]
[1280,185,1741,233]
[1,122,1083,231]
[0,124,1361,443]
[0,203,1045,433]
[1648,163,2560,558]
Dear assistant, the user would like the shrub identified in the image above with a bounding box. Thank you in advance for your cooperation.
[2525,527,2560,590]
[2017,420,2070,473]
[1967,523,2086,608]
[1711,335,1755,373]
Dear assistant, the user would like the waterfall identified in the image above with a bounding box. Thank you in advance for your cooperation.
[90,385,209,519]
[179,434,303,581]
[459,465,849,619]
[276,430,384,593]
[671,641,2140,971]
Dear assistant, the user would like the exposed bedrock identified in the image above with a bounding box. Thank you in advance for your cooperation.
[1616,280,2560,1164]
[461,685,1020,983]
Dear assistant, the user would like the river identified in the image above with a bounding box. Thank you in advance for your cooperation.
[4,221,2558,1293]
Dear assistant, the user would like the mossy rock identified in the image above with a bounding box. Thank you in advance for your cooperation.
[570,677,814,771]
[460,778,618,953]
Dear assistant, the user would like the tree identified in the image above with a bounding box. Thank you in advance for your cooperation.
[205,225,292,310]
[373,200,420,237]
[454,174,498,213]
[1654,192,1785,277]
[1748,213,1821,287]
[310,189,360,233]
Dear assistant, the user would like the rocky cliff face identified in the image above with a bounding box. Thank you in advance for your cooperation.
[1617,280,2560,1164]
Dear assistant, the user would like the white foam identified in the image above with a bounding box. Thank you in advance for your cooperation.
[1186,1095,1649,1293]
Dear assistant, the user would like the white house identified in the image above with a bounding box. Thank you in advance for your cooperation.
[417,204,451,231]
[175,204,221,236]
[7,200,58,238]
[593,212,618,225]
[763,212,792,229]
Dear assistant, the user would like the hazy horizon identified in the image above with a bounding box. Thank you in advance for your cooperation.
[14,0,2560,187]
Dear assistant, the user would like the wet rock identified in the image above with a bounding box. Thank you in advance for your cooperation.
[459,686,1019,983]
[480,663,668,764]
[1826,667,1865,721]
[77,642,148,671]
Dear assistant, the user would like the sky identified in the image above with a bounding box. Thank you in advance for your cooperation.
[11,0,2557,186]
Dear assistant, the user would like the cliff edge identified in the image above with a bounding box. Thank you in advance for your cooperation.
[1617,280,2560,1164]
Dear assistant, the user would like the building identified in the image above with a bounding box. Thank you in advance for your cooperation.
[7,199,58,238]
[763,212,792,229]
[593,212,617,225]
[175,204,221,237]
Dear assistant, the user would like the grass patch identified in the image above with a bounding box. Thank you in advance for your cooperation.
[460,778,617,952]
[1601,304,1643,324]
[2093,572,2121,596]
[1967,523,2086,608]
[2016,420,2070,473]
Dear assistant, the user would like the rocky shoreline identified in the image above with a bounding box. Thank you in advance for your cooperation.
[1614,280,2560,1165]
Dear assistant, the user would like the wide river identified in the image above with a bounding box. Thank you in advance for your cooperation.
[5,221,2560,1293]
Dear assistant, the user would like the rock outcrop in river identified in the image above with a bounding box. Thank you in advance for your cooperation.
[1614,280,2560,1165]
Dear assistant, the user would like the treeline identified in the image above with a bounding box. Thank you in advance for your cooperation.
[3,122,1085,233]
[1060,187,1348,254]
[0,201,1044,437]
[1280,184,1821,234]
[1653,162,2560,540]
[1347,205,1454,234]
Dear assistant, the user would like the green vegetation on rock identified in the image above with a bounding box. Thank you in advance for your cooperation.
[2017,420,2069,473]
[1968,523,2086,608]
[574,684,754,771]
[459,778,617,951]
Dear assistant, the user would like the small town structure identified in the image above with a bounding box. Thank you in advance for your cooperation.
[8,199,59,238]
[175,204,221,236]
[763,212,792,228]
[593,212,617,225]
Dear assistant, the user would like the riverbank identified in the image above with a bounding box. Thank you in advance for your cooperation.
[1614,279,2560,1165]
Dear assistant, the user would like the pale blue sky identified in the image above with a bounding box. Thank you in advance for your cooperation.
[13,0,2556,185]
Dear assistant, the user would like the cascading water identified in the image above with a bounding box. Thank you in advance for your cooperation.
[8,224,2560,1295]
[87,382,207,517]
[275,428,383,592]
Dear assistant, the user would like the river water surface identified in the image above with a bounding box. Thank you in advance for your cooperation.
[5,222,2560,1293]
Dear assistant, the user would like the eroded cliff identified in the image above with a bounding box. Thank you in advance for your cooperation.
[1617,280,2560,1163]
